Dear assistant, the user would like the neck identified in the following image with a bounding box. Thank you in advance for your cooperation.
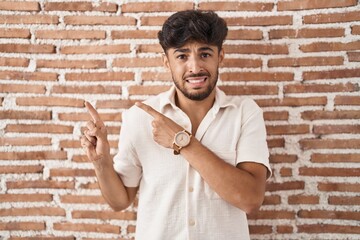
[175,88,216,133]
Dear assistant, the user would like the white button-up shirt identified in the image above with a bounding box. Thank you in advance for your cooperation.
[114,87,271,240]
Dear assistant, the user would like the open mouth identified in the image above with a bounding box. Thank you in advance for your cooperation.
[185,76,208,88]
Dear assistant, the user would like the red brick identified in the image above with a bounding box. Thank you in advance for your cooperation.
[0,15,59,24]
[267,138,285,148]
[140,16,167,26]
[64,16,135,25]
[0,137,51,146]
[303,68,360,80]
[221,58,262,68]
[0,194,52,203]
[348,51,360,62]
[128,85,171,95]
[304,11,360,24]
[276,225,293,234]
[328,196,360,205]
[199,2,273,11]
[36,30,105,40]
[0,44,55,53]
[269,28,344,39]
[301,110,360,120]
[266,124,310,135]
[269,154,297,163]
[266,181,305,192]
[66,72,134,82]
[0,165,43,174]
[288,195,319,204]
[17,97,84,107]
[278,0,357,11]
[61,44,130,54]
[298,224,360,234]
[137,44,163,53]
[248,210,295,219]
[6,124,73,134]
[263,111,289,121]
[335,96,360,105]
[58,112,121,122]
[284,83,357,93]
[79,182,100,190]
[263,195,281,205]
[221,72,293,81]
[249,225,273,234]
[10,237,75,240]
[0,1,40,11]
[257,97,327,107]
[0,151,66,160]
[311,153,360,163]
[0,71,57,81]
[122,2,193,12]
[0,84,46,93]
[224,44,288,54]
[96,100,136,109]
[280,167,292,177]
[313,124,360,134]
[113,57,163,68]
[44,2,117,12]
[72,210,136,220]
[53,222,120,234]
[298,210,360,221]
[352,25,360,35]
[300,40,360,52]
[50,168,95,177]
[269,56,343,67]
[0,28,31,38]
[112,30,158,39]
[0,57,29,67]
[0,222,45,231]
[300,167,359,177]
[7,180,74,189]
[300,138,360,149]
[37,59,106,69]
[0,110,51,120]
[60,195,106,204]
[225,16,292,26]
[0,207,65,217]
[219,85,278,95]
[142,71,172,81]
[318,182,360,192]
[52,85,121,95]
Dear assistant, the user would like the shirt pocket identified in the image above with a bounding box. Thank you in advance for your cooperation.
[204,150,237,199]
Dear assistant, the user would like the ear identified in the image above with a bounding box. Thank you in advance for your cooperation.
[162,53,170,69]
[218,48,225,64]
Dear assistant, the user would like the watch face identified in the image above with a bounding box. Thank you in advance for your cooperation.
[175,131,191,147]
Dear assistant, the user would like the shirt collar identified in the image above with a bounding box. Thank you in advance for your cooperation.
[159,86,237,113]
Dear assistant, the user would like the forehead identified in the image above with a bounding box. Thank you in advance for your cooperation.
[168,41,218,54]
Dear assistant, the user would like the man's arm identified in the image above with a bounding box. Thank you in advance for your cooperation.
[80,101,138,211]
[136,102,268,214]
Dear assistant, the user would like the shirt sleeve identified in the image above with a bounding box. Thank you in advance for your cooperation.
[236,99,272,178]
[113,110,142,187]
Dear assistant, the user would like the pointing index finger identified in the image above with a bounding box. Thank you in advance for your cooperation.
[85,101,104,126]
[136,102,162,118]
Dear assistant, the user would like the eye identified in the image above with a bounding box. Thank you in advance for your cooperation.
[176,54,187,60]
[201,53,211,58]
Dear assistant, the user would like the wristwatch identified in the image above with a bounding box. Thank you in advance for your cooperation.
[172,129,192,155]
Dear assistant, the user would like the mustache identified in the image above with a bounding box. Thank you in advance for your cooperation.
[183,73,210,80]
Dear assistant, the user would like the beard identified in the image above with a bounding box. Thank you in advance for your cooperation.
[172,70,218,101]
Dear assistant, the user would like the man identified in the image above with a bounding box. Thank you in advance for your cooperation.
[81,10,271,240]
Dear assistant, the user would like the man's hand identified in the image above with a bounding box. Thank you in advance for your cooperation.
[80,101,110,162]
[136,102,184,149]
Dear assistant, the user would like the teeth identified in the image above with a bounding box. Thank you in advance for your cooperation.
[188,79,204,84]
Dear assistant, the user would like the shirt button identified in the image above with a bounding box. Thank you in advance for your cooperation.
[188,186,194,192]
[189,219,196,226]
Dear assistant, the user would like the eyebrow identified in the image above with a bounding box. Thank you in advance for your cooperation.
[173,46,215,54]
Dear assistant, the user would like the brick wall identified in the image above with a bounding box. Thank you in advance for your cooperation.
[0,0,359,239]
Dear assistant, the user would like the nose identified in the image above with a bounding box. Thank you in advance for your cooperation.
[187,56,203,74]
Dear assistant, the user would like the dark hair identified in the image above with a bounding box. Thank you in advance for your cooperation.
[158,10,228,53]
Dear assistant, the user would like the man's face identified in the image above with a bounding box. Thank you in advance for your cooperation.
[163,41,224,101]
